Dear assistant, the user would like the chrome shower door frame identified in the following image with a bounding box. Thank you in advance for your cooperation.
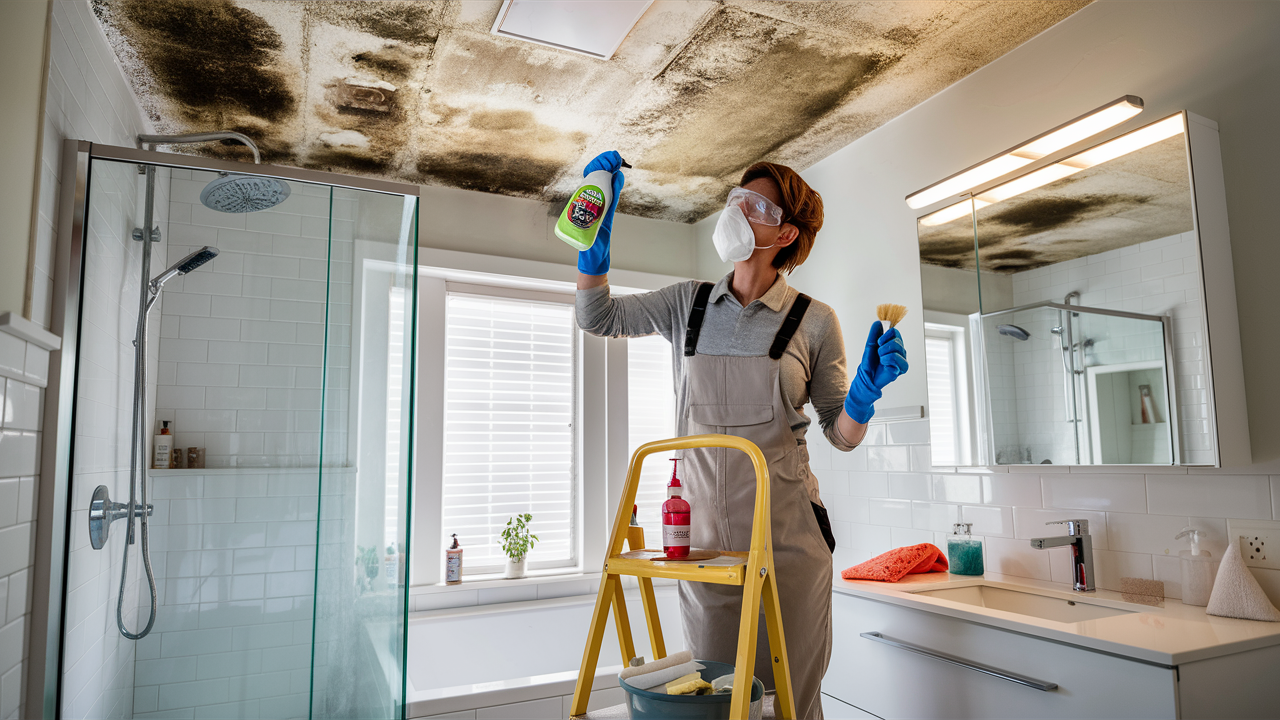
[28,139,421,719]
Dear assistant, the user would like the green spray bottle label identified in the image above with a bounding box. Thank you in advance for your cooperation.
[556,169,614,251]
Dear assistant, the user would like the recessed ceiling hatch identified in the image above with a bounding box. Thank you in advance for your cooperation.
[490,0,653,60]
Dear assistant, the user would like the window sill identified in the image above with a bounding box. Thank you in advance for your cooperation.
[410,569,601,596]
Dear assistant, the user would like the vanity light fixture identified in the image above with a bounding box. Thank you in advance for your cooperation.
[919,113,1186,226]
[906,95,1144,210]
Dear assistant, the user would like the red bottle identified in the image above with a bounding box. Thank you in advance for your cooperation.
[662,459,690,559]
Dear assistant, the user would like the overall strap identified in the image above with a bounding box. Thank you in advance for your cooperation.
[683,282,715,357]
[768,293,812,360]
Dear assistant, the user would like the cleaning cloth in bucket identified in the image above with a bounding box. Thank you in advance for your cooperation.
[841,543,949,582]
[618,651,706,690]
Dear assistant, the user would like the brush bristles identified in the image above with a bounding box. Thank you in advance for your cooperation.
[876,303,908,328]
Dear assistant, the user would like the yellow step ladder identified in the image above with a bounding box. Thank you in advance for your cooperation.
[569,434,796,719]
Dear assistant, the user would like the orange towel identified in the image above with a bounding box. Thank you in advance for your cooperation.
[841,543,949,582]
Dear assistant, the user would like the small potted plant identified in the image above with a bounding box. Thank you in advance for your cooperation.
[500,513,539,579]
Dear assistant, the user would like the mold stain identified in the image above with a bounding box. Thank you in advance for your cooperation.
[110,0,296,123]
[986,194,1152,233]
[416,151,565,197]
[310,1,441,45]
[637,6,897,183]
[352,49,413,78]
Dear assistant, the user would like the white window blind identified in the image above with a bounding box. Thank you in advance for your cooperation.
[627,334,677,540]
[386,286,407,550]
[442,293,576,573]
[925,333,959,466]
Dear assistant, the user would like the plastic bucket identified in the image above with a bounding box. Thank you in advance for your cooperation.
[619,660,765,719]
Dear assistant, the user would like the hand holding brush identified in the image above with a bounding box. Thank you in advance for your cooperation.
[844,304,910,424]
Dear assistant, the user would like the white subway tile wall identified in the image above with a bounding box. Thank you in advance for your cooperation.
[21,2,157,718]
[134,471,321,720]
[153,176,354,469]
[0,340,42,720]
[811,415,1280,601]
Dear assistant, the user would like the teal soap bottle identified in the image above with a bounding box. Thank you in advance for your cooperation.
[947,523,984,576]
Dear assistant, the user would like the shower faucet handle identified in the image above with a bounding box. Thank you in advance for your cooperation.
[88,485,153,550]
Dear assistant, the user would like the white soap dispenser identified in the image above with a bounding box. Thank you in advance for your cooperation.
[1174,527,1219,607]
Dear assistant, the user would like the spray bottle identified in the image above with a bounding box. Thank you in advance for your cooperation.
[662,459,690,559]
[554,158,631,251]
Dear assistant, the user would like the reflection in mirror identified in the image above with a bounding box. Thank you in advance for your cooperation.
[917,113,1206,466]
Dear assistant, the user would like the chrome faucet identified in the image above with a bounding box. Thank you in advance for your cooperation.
[1029,519,1095,592]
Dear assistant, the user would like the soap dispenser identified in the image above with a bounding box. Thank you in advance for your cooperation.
[947,523,984,576]
[1174,527,1219,606]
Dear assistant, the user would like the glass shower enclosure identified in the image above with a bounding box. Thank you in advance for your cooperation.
[43,140,417,719]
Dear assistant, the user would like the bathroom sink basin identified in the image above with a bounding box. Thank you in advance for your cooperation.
[910,584,1138,623]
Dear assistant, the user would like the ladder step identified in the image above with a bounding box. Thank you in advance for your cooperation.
[604,551,750,586]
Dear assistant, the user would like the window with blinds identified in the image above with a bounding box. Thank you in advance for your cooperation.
[442,292,577,574]
[925,331,960,466]
[627,334,677,540]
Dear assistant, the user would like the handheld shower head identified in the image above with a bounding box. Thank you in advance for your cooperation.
[151,246,219,292]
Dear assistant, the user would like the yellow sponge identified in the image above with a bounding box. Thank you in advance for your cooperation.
[666,673,712,695]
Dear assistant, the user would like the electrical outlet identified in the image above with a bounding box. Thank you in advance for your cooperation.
[1227,520,1280,571]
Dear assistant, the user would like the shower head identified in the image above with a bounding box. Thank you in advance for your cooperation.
[997,324,1031,341]
[151,246,219,293]
[200,174,291,213]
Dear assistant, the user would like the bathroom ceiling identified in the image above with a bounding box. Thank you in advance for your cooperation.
[93,0,1091,223]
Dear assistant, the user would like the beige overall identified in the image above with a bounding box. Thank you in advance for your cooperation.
[678,288,833,719]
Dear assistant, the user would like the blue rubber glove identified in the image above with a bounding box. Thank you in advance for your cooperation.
[577,151,626,276]
[844,322,909,424]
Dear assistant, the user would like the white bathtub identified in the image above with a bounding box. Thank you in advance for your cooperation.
[407,585,685,718]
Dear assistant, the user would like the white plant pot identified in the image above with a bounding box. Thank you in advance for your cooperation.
[505,556,527,579]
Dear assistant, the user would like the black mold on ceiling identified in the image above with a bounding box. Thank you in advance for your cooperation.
[96,0,1092,223]
[918,135,1195,274]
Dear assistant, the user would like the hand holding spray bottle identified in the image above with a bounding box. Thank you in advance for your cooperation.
[555,153,630,258]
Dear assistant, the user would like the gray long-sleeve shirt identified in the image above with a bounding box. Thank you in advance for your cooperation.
[575,271,859,457]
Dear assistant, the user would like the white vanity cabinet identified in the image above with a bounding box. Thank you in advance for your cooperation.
[824,592,1178,719]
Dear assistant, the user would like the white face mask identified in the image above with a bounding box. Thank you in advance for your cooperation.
[712,206,777,263]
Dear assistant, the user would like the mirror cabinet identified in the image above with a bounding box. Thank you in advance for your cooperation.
[916,111,1249,467]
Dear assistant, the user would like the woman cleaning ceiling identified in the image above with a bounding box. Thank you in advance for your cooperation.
[573,151,908,718]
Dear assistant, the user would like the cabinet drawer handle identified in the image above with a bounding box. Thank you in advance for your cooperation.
[860,632,1058,692]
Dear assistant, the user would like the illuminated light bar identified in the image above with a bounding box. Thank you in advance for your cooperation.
[919,113,1186,227]
[906,96,1144,210]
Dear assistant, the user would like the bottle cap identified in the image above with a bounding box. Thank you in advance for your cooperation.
[449,534,460,549]
[952,522,973,536]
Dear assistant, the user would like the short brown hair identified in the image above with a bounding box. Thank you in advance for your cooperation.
[739,162,824,274]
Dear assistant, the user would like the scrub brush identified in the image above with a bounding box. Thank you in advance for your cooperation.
[877,304,908,333]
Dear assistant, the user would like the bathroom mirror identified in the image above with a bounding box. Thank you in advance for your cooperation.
[916,112,1245,467]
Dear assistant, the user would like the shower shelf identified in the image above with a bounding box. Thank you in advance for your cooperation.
[147,466,352,476]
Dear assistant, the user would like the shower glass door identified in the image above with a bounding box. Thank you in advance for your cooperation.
[58,147,417,720]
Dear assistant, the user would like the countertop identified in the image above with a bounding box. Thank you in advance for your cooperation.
[832,571,1280,666]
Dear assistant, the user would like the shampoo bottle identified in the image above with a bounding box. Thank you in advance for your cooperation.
[1175,527,1219,606]
[445,534,463,585]
[661,459,691,559]
[947,523,984,576]
[554,158,629,251]
[153,421,173,470]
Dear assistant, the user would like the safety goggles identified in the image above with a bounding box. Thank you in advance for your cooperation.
[726,187,784,226]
